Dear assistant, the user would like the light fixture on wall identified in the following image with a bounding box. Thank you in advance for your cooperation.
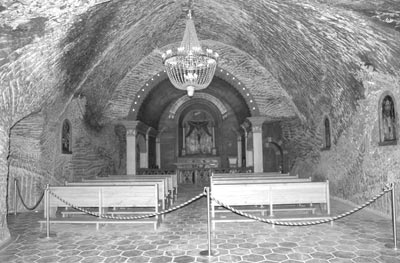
[162,10,219,97]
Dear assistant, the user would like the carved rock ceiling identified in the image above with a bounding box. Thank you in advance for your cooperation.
[1,0,400,128]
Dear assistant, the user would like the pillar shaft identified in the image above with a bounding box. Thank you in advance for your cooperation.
[156,137,161,168]
[247,117,267,173]
[123,121,139,175]
[237,136,242,168]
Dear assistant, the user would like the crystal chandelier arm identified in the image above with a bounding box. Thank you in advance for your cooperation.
[198,67,207,85]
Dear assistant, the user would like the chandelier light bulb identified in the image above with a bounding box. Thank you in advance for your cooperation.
[187,86,195,97]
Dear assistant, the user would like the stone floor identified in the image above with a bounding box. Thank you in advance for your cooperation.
[1,184,400,263]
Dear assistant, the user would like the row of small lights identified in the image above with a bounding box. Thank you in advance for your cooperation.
[218,68,257,111]
[131,71,165,112]
[132,69,257,112]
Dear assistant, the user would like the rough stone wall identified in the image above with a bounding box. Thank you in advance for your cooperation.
[40,96,122,183]
[8,113,45,213]
[311,67,400,216]
[7,95,122,212]
[281,118,322,175]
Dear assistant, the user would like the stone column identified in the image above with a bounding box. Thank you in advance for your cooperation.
[143,128,152,169]
[241,125,249,167]
[156,136,161,169]
[246,132,254,168]
[237,136,242,168]
[0,125,11,243]
[212,126,216,155]
[248,117,266,173]
[123,121,139,175]
[182,126,186,156]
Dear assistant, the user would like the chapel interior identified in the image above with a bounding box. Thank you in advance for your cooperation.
[1,0,400,259]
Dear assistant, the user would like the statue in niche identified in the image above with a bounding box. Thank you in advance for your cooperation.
[184,111,213,155]
[382,96,396,141]
[61,119,72,154]
[324,117,331,149]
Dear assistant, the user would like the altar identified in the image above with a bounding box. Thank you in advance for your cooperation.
[174,156,220,186]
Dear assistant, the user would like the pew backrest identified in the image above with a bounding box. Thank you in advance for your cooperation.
[82,177,167,200]
[213,172,292,178]
[211,177,311,185]
[211,181,330,216]
[127,175,177,195]
[47,184,159,217]
[212,173,296,180]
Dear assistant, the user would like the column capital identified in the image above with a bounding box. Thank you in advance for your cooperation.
[119,121,139,137]
[247,116,268,126]
[126,128,136,137]
[247,117,267,133]
[120,120,140,130]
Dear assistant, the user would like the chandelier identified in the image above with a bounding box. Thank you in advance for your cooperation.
[162,10,219,97]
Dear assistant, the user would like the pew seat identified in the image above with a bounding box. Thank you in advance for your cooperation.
[211,181,330,229]
[41,184,161,230]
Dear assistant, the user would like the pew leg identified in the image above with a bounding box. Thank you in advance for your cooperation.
[167,192,172,208]
[173,187,177,202]
[160,202,165,220]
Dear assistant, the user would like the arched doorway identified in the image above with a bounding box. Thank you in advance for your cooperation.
[136,75,252,169]
[263,141,284,173]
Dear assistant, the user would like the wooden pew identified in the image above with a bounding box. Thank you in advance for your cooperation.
[82,177,170,209]
[211,177,312,185]
[211,172,308,185]
[40,184,161,230]
[127,174,178,202]
[90,175,175,200]
[212,172,294,178]
[65,181,168,218]
[211,181,330,229]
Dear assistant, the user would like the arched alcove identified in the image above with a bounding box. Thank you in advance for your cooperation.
[263,140,285,173]
[61,119,72,154]
[379,92,398,146]
[324,116,332,150]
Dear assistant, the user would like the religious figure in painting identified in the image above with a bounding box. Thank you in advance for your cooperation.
[184,110,214,155]
[382,96,396,141]
[186,128,200,154]
[185,125,212,154]
[200,129,212,153]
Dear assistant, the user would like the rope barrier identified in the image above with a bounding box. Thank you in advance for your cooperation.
[15,180,45,211]
[211,183,393,227]
[48,189,206,220]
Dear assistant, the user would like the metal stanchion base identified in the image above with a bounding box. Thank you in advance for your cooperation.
[385,243,398,250]
[39,233,57,239]
[199,250,219,256]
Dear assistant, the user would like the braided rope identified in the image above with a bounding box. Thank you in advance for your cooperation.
[211,183,393,226]
[48,189,206,220]
[16,180,45,211]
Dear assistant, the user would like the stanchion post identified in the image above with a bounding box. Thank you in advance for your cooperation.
[206,187,212,256]
[391,183,398,250]
[46,184,50,239]
[14,179,17,216]
[199,187,218,257]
